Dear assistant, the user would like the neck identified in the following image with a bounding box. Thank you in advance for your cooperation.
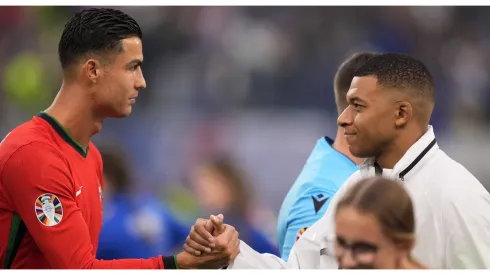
[333,128,364,165]
[399,256,426,269]
[44,81,104,149]
[376,125,427,169]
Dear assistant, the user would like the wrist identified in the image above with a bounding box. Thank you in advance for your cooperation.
[174,252,191,269]
[163,255,180,269]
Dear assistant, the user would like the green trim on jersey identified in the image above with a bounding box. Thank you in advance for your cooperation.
[37,112,89,158]
[4,213,27,269]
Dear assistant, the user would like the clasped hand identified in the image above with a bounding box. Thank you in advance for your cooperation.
[176,214,240,269]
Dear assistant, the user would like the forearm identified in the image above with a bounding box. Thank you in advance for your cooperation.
[228,241,290,269]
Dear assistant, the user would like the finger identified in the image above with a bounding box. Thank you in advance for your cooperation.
[190,227,214,248]
[211,214,225,234]
[194,219,216,244]
[214,225,236,250]
[205,219,215,236]
[186,236,212,254]
[230,238,240,260]
[183,242,202,256]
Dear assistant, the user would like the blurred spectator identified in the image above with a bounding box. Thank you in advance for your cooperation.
[189,154,279,255]
[96,144,189,259]
[331,177,425,269]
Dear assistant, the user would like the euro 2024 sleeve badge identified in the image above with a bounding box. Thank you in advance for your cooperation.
[35,193,63,226]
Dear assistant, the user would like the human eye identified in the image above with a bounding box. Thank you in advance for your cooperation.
[353,103,364,111]
[351,242,378,255]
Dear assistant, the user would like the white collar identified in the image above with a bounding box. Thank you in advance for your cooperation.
[359,125,439,181]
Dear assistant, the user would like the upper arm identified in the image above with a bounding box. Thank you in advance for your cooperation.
[1,143,96,268]
[444,188,490,268]
[281,182,337,260]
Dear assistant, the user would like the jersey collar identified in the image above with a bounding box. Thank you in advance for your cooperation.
[359,125,438,181]
[323,136,357,166]
[37,112,89,158]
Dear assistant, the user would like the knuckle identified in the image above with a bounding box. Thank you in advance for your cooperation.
[225,248,232,258]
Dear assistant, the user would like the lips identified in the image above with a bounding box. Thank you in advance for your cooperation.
[344,132,356,144]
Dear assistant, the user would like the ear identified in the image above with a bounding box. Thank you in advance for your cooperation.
[394,101,412,128]
[397,238,415,258]
[82,59,103,84]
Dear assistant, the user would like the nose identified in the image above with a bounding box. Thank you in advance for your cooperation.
[339,251,357,269]
[135,67,147,90]
[337,106,353,128]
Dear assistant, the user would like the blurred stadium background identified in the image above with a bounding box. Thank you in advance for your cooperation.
[1,6,490,256]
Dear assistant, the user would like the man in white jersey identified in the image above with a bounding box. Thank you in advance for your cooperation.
[184,53,490,269]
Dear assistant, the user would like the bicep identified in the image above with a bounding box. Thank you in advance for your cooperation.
[2,144,96,268]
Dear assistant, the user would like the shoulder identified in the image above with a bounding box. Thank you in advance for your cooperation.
[1,117,61,162]
[298,172,362,239]
[2,140,67,172]
[424,150,490,220]
[297,147,357,189]
[426,150,485,197]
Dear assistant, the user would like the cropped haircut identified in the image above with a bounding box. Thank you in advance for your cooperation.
[354,53,435,102]
[58,8,142,69]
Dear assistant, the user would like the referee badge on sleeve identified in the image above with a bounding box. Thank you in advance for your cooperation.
[35,193,63,226]
[296,226,309,242]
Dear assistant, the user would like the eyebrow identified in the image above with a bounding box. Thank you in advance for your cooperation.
[126,58,143,67]
[349,96,366,104]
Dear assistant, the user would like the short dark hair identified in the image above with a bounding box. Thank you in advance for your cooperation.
[354,53,435,102]
[58,8,142,69]
[334,52,380,115]
[99,145,132,192]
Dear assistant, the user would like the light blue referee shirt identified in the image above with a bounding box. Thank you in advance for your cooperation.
[276,136,358,260]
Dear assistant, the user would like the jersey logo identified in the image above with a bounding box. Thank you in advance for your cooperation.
[312,194,329,214]
[76,186,83,197]
[35,193,63,226]
[296,227,309,242]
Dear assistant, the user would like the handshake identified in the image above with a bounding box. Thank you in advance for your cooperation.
[174,214,240,269]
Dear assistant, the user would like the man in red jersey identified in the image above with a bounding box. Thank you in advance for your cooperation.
[0,8,239,269]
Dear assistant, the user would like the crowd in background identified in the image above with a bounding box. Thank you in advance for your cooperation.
[1,6,490,256]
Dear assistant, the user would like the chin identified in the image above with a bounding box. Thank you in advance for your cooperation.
[115,107,133,118]
[348,146,372,158]
[109,110,131,118]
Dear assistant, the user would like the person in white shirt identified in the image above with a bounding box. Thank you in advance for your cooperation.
[331,176,425,269]
[184,53,490,269]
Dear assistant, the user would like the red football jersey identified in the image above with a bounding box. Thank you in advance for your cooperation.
[0,113,165,269]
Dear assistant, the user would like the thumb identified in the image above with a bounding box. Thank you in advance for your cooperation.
[204,219,214,235]
[211,214,225,235]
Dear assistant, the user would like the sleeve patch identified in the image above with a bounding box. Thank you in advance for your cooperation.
[35,193,64,226]
[295,226,309,242]
[312,193,329,213]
